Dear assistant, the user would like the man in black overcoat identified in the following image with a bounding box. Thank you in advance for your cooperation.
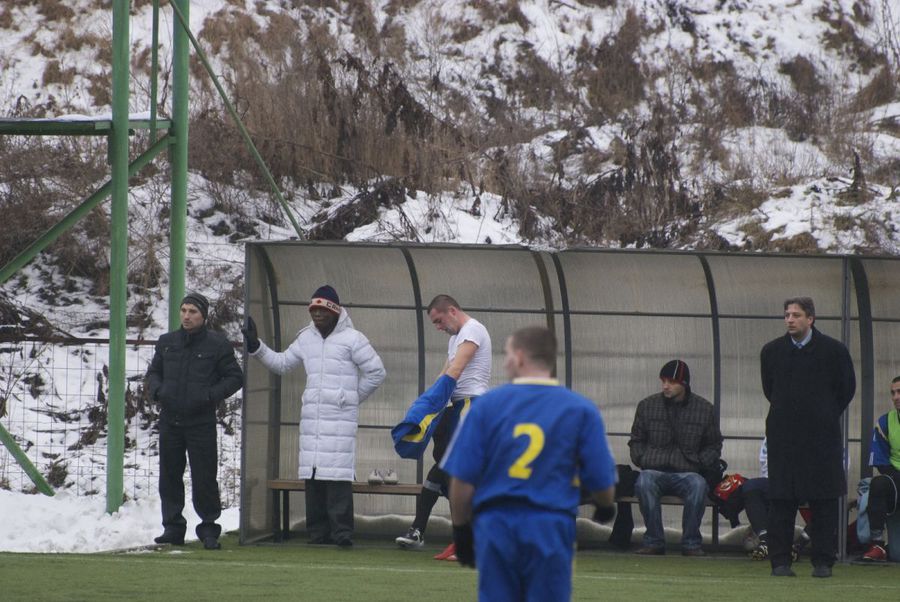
[760,296,855,578]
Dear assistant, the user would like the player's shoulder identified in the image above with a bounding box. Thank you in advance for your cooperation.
[462,317,489,337]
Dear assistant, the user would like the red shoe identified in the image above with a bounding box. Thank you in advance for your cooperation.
[434,542,456,560]
[861,543,887,562]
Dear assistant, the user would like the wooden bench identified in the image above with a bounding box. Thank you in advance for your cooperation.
[268,479,421,542]
[268,480,720,545]
[614,495,720,547]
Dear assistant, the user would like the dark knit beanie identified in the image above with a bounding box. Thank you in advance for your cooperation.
[309,285,341,315]
[182,291,210,319]
[659,359,690,387]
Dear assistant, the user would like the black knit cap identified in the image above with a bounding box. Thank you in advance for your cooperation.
[181,291,210,320]
[309,284,341,315]
[659,359,690,387]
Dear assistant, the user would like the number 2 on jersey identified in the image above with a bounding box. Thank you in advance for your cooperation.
[508,423,545,479]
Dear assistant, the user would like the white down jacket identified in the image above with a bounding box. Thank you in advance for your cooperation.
[251,309,386,481]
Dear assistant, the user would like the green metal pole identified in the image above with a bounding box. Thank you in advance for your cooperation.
[0,135,169,286]
[0,422,54,496]
[168,0,306,240]
[107,0,130,514]
[150,0,160,144]
[169,0,189,331]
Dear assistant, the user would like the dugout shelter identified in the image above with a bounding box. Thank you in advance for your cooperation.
[240,242,899,554]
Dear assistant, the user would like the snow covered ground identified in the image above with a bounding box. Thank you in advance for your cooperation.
[0,489,239,553]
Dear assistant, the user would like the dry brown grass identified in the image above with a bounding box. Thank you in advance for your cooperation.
[34,0,75,22]
[817,4,886,73]
[0,135,111,294]
[189,8,473,197]
[774,231,820,253]
[42,60,76,86]
[0,5,12,29]
[851,66,897,111]
[577,8,647,118]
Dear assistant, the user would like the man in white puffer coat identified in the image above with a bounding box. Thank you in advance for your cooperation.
[243,285,386,547]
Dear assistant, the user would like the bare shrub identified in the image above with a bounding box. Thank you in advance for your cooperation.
[777,56,831,141]
[0,136,110,294]
[851,66,897,111]
[484,102,693,246]
[780,56,828,97]
[773,231,820,253]
[0,5,13,29]
[577,8,647,118]
[190,10,474,199]
[35,0,75,22]
[711,182,771,218]
[41,60,76,86]
[739,221,775,250]
[504,44,573,116]
[817,4,887,72]
[86,73,112,107]
[45,460,68,489]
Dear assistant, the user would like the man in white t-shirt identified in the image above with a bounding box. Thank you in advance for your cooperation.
[396,294,492,560]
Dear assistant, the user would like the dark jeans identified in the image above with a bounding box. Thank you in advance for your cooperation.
[769,497,837,569]
[158,419,222,540]
[635,469,708,549]
[305,479,353,543]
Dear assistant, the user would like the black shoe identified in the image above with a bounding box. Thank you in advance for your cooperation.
[154,532,185,546]
[335,539,353,549]
[635,546,665,555]
[770,565,796,577]
[812,565,832,578]
[309,536,335,545]
[203,536,221,550]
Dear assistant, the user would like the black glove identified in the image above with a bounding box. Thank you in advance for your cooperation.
[592,504,616,524]
[241,316,260,353]
[453,524,475,568]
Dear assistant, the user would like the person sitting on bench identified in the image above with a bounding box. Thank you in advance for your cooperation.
[628,360,723,556]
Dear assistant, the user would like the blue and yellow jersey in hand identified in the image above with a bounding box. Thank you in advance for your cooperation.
[442,377,617,515]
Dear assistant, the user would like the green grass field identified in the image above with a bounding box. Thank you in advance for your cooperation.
[1,535,898,601]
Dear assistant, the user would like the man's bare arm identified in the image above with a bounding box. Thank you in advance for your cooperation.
[444,341,478,380]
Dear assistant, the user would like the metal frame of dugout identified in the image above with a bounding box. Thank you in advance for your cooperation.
[241,242,900,560]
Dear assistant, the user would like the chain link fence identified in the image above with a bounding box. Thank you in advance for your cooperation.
[0,337,242,507]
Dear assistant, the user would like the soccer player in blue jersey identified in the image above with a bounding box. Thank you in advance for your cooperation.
[442,326,617,601]
[859,375,900,562]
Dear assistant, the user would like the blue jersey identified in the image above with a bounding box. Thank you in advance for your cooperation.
[442,378,617,515]
[870,410,900,471]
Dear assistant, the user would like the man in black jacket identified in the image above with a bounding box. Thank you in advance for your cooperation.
[628,360,723,556]
[146,292,243,550]
[760,296,855,578]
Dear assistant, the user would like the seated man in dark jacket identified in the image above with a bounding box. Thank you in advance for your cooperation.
[628,360,723,556]
[146,292,243,550]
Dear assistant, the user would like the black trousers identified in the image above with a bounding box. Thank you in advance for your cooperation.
[742,481,770,536]
[868,474,900,537]
[412,398,469,533]
[305,478,353,543]
[158,419,222,540]
[768,497,837,569]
